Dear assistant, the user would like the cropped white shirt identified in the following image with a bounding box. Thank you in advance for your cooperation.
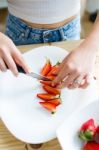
[7,0,80,24]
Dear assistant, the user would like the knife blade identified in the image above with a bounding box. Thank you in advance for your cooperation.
[27,72,51,81]
[7,64,51,81]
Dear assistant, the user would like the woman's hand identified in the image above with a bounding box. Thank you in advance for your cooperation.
[52,12,99,89]
[0,32,30,75]
[52,42,96,89]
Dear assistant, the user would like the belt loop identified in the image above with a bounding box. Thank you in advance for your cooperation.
[43,30,53,43]
[24,27,31,38]
[59,27,67,40]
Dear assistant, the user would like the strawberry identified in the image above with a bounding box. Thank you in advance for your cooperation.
[47,98,61,106]
[84,142,99,150]
[39,102,56,114]
[47,75,56,81]
[40,80,52,86]
[43,85,60,95]
[37,93,59,101]
[79,119,96,141]
[94,126,99,144]
[38,60,61,114]
[40,58,52,76]
[47,61,60,76]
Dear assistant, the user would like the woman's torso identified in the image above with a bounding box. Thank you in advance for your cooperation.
[7,0,80,29]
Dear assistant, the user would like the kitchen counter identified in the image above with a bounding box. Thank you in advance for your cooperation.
[0,40,99,150]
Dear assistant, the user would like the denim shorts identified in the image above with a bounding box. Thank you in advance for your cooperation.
[5,13,81,46]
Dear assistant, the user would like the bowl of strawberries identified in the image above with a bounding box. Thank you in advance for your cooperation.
[57,99,99,150]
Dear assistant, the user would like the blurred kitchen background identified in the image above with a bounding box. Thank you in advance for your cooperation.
[0,0,99,39]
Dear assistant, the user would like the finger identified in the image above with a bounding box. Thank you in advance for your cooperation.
[68,75,85,89]
[0,58,7,72]
[13,51,31,74]
[52,58,66,75]
[52,65,70,87]
[79,75,91,89]
[68,84,76,89]
[57,71,79,89]
[73,75,85,87]
[3,53,18,76]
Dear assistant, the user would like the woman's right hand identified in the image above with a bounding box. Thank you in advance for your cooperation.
[0,32,30,76]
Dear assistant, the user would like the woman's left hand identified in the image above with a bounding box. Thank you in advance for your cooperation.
[52,43,96,89]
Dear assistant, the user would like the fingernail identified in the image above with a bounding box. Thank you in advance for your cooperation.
[14,72,18,77]
[28,68,32,73]
[15,74,18,77]
[3,69,7,72]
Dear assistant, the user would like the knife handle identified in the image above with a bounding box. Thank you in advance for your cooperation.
[16,64,26,74]
[7,64,26,74]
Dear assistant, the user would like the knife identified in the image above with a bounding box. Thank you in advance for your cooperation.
[7,64,97,82]
[7,64,51,81]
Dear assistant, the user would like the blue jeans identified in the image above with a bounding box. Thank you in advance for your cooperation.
[5,13,81,46]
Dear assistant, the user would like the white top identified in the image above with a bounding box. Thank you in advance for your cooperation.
[7,0,80,24]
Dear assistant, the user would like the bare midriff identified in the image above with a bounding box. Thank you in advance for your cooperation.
[22,14,78,30]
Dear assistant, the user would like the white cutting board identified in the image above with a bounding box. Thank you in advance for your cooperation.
[0,46,98,144]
